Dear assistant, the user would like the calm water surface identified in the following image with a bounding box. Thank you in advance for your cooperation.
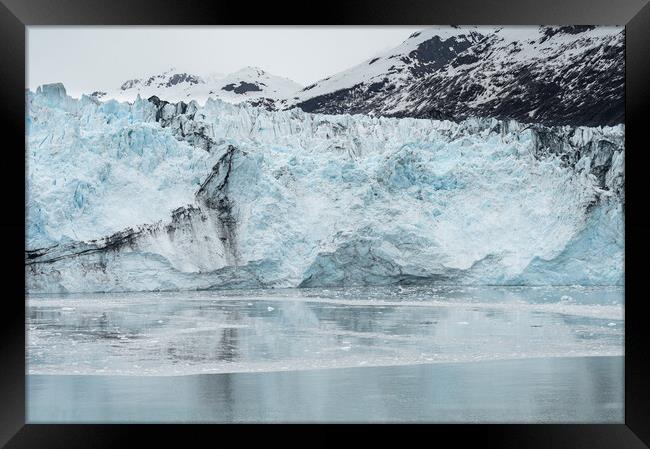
[26,285,624,422]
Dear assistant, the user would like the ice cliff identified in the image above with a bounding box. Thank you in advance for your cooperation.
[26,84,624,293]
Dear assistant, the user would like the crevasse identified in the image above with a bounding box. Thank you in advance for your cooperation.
[26,84,624,293]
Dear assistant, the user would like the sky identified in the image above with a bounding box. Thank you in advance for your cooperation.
[27,26,423,96]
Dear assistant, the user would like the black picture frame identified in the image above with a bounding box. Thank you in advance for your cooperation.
[2,0,649,447]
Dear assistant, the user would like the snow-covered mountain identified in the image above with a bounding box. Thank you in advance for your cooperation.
[85,26,623,127]
[26,84,624,293]
[286,26,624,126]
[91,66,302,106]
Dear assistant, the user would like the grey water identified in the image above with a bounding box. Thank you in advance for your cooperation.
[26,285,624,423]
[28,356,623,423]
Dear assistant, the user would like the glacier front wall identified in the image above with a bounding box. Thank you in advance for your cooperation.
[26,85,624,293]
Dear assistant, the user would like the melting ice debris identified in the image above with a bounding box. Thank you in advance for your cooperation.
[26,84,624,293]
[267,306,275,312]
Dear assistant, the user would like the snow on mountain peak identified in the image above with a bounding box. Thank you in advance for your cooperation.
[96,66,302,106]
[76,26,623,126]
[233,66,266,76]
[289,25,624,126]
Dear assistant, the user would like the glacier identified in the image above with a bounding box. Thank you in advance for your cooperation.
[26,84,624,293]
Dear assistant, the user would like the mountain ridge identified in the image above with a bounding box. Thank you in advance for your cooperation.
[92,66,303,106]
[285,25,624,126]
[84,26,624,127]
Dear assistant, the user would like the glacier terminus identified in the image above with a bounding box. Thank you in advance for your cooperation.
[26,83,623,293]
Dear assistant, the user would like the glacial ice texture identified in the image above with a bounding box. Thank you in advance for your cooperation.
[26,85,624,292]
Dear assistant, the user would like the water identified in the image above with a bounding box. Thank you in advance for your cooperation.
[28,357,623,423]
[26,285,624,422]
[27,285,624,376]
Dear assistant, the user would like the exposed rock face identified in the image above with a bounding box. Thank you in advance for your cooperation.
[87,27,623,127]
[222,81,263,94]
[164,73,201,87]
[288,26,624,127]
[120,79,141,91]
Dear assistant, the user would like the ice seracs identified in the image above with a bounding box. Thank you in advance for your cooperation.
[26,84,211,249]
[26,85,624,293]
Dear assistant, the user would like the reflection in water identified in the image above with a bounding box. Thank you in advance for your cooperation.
[27,285,623,376]
[27,356,623,423]
[216,327,239,362]
[26,286,624,423]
